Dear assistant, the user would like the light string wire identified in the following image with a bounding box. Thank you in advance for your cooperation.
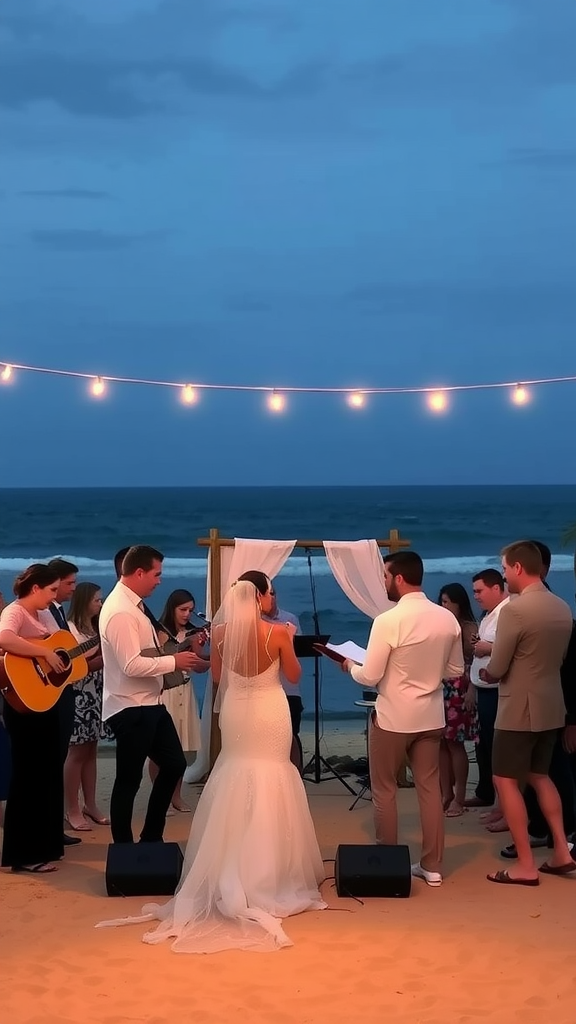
[1,360,576,396]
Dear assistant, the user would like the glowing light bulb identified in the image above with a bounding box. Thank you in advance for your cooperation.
[427,391,448,413]
[1,364,13,382]
[347,391,366,409]
[511,384,530,406]
[267,391,286,413]
[90,376,106,397]
[181,384,197,405]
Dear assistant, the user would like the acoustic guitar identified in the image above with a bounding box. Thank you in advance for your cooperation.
[0,630,100,713]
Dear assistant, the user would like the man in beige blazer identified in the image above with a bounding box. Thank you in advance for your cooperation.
[480,540,575,886]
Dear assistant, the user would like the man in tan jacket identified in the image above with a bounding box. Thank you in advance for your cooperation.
[480,540,575,885]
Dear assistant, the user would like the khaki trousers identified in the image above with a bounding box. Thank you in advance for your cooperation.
[368,713,444,872]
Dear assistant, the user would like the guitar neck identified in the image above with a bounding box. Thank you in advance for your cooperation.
[68,635,99,660]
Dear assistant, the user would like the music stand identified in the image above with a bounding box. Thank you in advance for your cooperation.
[298,635,358,797]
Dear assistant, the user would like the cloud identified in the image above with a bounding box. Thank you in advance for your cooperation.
[502,147,576,169]
[20,188,113,199]
[344,281,576,320]
[29,228,164,251]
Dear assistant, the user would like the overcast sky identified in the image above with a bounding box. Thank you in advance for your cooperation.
[1,0,575,487]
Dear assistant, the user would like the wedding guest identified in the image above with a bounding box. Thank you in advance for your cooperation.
[465,570,509,816]
[0,701,9,828]
[100,545,198,844]
[63,583,109,832]
[342,551,464,887]
[0,564,67,873]
[509,541,576,854]
[481,541,575,885]
[44,558,83,849]
[262,585,304,772]
[149,589,209,813]
[438,583,479,817]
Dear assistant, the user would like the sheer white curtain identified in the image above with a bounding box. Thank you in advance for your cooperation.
[323,539,393,619]
[184,537,297,782]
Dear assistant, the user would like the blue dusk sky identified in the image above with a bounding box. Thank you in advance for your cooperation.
[0,0,575,487]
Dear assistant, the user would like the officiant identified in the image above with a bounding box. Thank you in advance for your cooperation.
[262,586,304,772]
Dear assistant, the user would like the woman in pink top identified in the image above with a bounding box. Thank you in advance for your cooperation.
[0,563,67,873]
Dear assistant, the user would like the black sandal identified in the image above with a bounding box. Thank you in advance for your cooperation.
[12,862,58,874]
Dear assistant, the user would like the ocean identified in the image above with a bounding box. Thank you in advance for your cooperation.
[1,486,575,719]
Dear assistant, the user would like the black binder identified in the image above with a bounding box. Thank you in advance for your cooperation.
[293,634,330,658]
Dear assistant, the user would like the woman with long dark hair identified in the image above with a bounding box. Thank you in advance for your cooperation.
[438,583,479,817]
[148,589,208,813]
[0,563,67,872]
[64,582,109,831]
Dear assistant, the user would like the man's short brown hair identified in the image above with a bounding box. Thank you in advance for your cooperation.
[501,541,543,577]
[121,545,164,576]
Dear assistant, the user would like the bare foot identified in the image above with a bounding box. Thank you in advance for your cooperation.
[486,818,510,833]
[445,800,465,818]
[171,801,191,813]
[479,809,502,823]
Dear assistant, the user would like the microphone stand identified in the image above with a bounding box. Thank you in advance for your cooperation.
[301,548,357,796]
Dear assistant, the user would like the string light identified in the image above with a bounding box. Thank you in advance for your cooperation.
[2,360,576,411]
[90,376,106,397]
[427,391,448,413]
[511,384,530,406]
[267,391,286,413]
[347,391,366,409]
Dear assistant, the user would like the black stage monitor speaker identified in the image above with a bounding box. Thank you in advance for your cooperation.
[335,844,412,898]
[105,842,184,897]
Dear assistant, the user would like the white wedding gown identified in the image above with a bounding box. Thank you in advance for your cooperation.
[97,660,327,952]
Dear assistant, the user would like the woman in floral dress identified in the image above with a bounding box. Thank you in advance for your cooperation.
[64,583,110,831]
[438,583,479,817]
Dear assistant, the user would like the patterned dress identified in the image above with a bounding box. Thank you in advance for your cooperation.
[68,623,112,744]
[443,620,479,743]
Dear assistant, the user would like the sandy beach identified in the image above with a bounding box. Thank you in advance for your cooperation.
[2,722,575,1024]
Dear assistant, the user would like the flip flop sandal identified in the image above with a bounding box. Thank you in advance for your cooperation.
[487,870,539,886]
[539,861,576,876]
[12,862,58,874]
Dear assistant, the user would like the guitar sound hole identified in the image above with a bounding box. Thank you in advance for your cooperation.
[46,649,73,688]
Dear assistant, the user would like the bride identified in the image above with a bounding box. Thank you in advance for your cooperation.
[97,570,326,952]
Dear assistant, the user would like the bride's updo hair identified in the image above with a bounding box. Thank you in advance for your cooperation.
[236,570,270,596]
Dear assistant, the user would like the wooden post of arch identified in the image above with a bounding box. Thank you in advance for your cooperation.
[197,527,411,770]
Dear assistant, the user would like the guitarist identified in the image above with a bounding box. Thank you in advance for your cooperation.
[0,563,68,873]
[100,545,199,844]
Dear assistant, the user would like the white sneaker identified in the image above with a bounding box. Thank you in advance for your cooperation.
[411,862,442,887]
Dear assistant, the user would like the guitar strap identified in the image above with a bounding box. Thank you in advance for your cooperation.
[141,603,176,645]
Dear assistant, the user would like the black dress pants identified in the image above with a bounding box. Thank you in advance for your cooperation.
[474,687,499,804]
[1,702,64,867]
[107,704,186,844]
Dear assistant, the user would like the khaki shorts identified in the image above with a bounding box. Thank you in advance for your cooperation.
[492,728,558,783]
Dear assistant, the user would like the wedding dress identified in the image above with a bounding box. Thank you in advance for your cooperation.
[97,585,326,953]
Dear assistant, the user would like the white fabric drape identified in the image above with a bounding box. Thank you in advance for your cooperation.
[323,539,393,619]
[184,537,296,783]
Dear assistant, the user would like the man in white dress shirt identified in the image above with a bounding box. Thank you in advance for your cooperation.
[100,545,201,844]
[465,569,509,808]
[343,551,464,886]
